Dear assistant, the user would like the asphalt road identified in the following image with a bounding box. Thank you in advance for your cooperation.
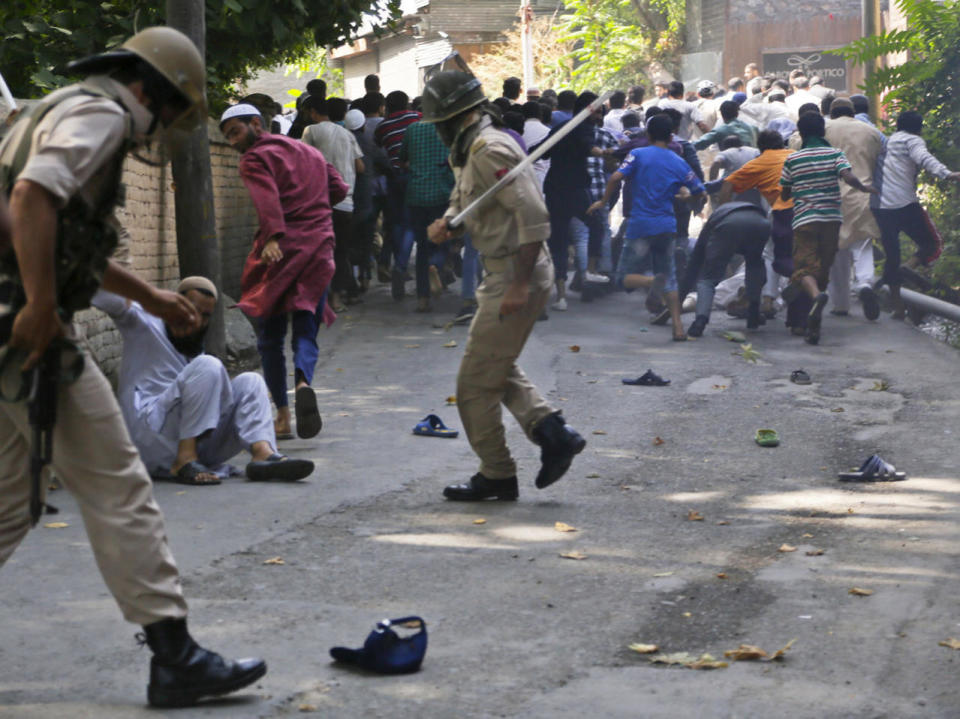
[1,280,959,719]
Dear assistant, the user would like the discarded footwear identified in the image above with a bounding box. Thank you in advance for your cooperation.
[805,292,829,345]
[645,273,667,314]
[246,453,314,481]
[532,412,586,489]
[443,473,519,501]
[859,286,880,321]
[143,618,266,708]
[330,616,427,674]
[622,369,670,386]
[413,414,459,438]
[755,428,780,447]
[158,461,220,486]
[838,454,907,482]
[790,369,812,385]
[687,315,708,338]
[295,386,322,439]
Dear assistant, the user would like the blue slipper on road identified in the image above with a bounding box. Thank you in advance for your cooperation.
[413,414,459,439]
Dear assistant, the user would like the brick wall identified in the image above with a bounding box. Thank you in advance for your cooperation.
[75,122,259,378]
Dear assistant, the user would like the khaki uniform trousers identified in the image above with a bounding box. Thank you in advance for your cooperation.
[456,247,555,479]
[0,354,187,626]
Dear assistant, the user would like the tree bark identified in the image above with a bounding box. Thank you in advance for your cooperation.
[165,0,226,357]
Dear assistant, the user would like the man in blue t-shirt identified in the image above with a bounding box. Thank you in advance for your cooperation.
[588,114,705,340]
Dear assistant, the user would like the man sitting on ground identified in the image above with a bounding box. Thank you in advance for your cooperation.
[93,277,314,485]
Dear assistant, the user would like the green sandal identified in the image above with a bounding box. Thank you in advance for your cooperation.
[755,428,780,447]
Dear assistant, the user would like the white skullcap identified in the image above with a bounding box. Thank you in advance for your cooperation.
[177,276,219,301]
[345,108,365,131]
[219,103,261,129]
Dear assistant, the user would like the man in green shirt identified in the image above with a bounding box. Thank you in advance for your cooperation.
[400,121,455,311]
[694,101,757,151]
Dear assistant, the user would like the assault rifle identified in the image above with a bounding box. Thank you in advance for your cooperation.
[27,342,61,526]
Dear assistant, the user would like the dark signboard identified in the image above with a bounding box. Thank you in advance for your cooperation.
[762,48,849,91]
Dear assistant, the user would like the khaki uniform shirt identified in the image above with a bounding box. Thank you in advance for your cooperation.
[444,118,550,259]
[825,116,883,247]
[12,75,150,209]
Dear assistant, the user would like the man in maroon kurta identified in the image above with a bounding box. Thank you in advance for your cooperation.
[220,104,348,440]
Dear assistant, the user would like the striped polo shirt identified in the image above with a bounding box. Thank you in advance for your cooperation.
[779,146,852,229]
[374,109,422,171]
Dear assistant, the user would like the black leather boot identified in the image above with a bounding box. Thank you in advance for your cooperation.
[443,473,519,501]
[531,413,586,489]
[142,618,267,708]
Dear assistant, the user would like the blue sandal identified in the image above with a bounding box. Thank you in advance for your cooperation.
[413,414,459,439]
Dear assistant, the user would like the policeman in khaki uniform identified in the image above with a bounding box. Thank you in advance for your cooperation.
[0,27,265,707]
[423,71,586,501]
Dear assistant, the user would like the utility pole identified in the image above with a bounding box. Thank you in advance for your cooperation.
[861,0,882,122]
[165,0,226,357]
[520,0,534,94]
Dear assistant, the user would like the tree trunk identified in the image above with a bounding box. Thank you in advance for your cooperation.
[165,0,226,357]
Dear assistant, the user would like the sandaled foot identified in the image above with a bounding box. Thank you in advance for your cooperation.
[165,461,221,486]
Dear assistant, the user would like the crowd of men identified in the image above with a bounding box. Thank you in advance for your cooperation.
[239,63,958,349]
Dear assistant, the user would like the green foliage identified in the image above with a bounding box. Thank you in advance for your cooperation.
[836,0,960,289]
[282,48,343,109]
[0,0,400,111]
[554,0,684,92]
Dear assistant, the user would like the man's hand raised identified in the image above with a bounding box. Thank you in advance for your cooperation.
[143,289,200,336]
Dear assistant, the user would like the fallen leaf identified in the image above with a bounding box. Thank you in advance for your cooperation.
[473,518,487,525]
[263,557,286,565]
[831,407,845,413]
[445,395,457,404]
[716,520,729,526]
[587,379,598,384]
[802,533,814,538]
[560,551,587,560]
[847,508,855,514]
[299,705,318,713]
[938,638,960,650]
[592,430,607,435]
[724,644,768,661]
[648,652,695,666]
[336,368,343,372]
[586,472,601,478]
[769,638,797,660]
[442,340,458,348]
[716,572,728,579]
[43,522,69,529]
[869,380,890,392]
[687,510,704,521]
[712,384,728,390]
[175,491,186,496]
[653,436,665,446]
[805,549,825,556]
[778,544,797,553]
[653,571,674,577]
[682,612,692,618]
[404,344,421,349]
[722,331,746,343]
[628,643,659,654]
[688,655,729,670]
[569,345,581,352]
[554,521,578,533]
[849,587,874,596]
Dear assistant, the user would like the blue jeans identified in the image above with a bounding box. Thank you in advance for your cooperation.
[569,217,589,276]
[461,236,480,301]
[384,176,414,271]
[255,294,326,408]
[616,233,678,292]
[410,204,449,298]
